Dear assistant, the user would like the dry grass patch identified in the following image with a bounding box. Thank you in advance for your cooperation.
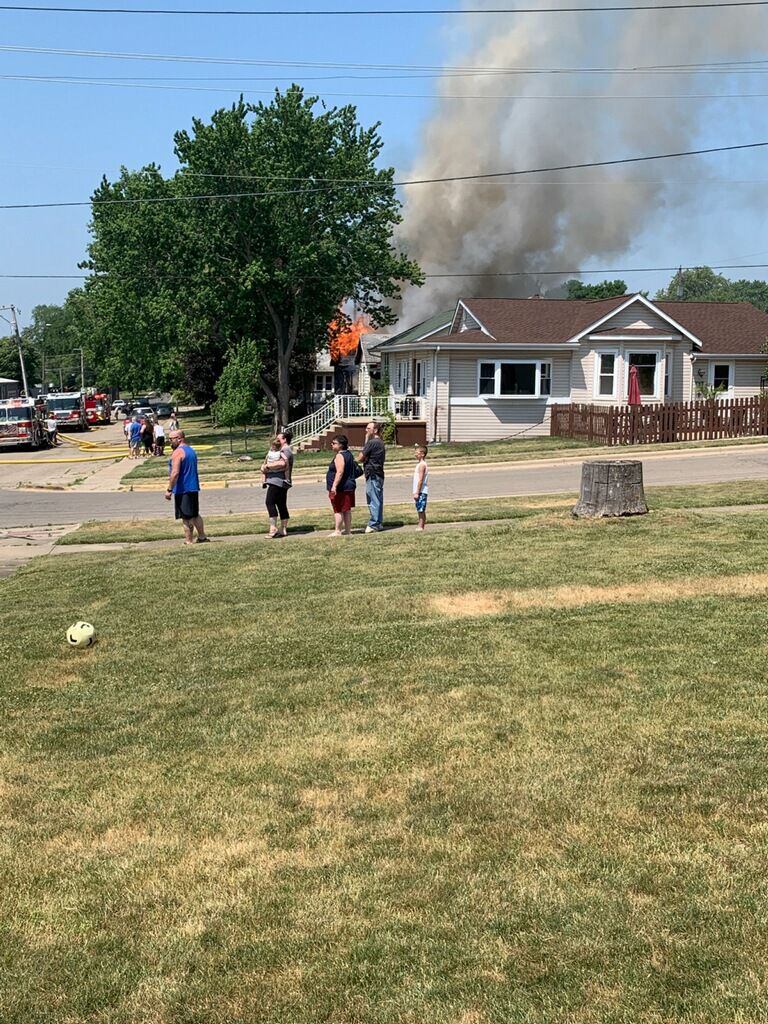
[430,571,768,618]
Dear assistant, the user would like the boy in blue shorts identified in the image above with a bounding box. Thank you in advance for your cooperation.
[412,445,429,531]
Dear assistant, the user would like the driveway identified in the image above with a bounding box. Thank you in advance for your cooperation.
[1,444,767,528]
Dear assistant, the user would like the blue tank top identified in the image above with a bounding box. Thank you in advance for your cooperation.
[170,444,200,494]
[325,449,356,492]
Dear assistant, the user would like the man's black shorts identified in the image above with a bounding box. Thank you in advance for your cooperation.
[174,491,200,520]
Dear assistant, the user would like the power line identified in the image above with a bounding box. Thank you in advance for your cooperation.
[6,74,768,100]
[2,44,768,75]
[7,262,768,279]
[2,1,768,13]
[0,139,765,210]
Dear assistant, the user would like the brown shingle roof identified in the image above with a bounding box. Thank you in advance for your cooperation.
[442,295,768,353]
[457,295,629,344]
[655,300,768,353]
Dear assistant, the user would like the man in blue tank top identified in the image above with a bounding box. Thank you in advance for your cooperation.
[165,430,209,545]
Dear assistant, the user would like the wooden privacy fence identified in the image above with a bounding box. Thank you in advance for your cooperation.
[550,395,768,446]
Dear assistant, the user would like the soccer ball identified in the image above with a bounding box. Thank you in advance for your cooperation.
[66,622,95,648]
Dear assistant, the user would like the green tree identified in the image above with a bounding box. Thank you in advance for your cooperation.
[84,89,423,423]
[213,339,263,452]
[655,267,732,303]
[565,279,628,300]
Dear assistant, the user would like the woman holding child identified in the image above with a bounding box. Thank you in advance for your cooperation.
[260,432,292,538]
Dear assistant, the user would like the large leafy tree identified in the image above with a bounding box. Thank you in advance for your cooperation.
[84,88,423,422]
[656,267,768,313]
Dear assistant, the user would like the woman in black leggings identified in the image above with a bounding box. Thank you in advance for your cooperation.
[261,437,290,538]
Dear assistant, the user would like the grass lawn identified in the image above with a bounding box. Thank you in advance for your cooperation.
[3,506,768,1021]
[59,478,768,546]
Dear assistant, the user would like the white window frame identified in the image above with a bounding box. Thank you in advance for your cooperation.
[476,359,549,399]
[395,359,411,394]
[414,359,426,397]
[314,373,333,393]
[708,360,735,396]
[593,348,619,400]
[624,349,663,402]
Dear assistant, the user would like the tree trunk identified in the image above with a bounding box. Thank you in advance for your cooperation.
[572,460,648,518]
[276,356,291,431]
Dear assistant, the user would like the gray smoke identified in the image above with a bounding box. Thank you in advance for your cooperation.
[399,4,767,323]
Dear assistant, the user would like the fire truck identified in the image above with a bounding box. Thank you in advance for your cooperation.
[45,391,89,431]
[84,391,112,425]
[0,397,48,449]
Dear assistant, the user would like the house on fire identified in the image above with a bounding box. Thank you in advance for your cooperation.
[376,293,768,442]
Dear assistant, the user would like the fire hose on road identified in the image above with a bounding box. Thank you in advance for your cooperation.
[0,432,214,464]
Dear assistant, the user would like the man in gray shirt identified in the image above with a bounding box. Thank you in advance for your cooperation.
[359,420,385,533]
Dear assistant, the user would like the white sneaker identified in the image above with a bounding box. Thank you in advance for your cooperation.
[365,526,375,534]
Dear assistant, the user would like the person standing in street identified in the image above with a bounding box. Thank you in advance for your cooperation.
[153,417,166,456]
[46,412,58,447]
[359,420,385,533]
[165,430,209,545]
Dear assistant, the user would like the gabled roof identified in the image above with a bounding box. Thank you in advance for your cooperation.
[457,295,630,345]
[386,295,768,355]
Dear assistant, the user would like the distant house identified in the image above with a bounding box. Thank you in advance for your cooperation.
[376,294,768,442]
[0,377,19,400]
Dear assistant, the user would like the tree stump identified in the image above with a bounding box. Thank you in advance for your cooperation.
[572,460,648,518]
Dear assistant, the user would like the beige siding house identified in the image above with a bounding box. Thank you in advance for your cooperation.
[378,294,768,442]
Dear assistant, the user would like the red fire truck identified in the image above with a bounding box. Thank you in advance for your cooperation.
[45,391,88,431]
[0,397,48,449]
[84,391,112,425]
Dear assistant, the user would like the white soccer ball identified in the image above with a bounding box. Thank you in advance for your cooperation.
[66,621,95,648]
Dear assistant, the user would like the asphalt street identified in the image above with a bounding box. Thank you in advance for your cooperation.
[2,445,768,527]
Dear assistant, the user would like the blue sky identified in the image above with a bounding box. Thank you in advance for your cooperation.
[1,1,768,328]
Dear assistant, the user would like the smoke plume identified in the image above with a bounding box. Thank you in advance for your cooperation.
[399,3,768,323]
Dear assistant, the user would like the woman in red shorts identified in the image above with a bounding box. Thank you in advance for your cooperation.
[326,434,357,536]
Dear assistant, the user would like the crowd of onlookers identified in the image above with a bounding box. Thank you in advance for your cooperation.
[123,409,178,459]
[163,419,431,546]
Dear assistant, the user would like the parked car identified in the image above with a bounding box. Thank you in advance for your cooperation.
[112,399,127,415]
[151,402,175,418]
[131,405,155,420]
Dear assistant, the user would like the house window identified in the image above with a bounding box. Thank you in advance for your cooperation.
[396,360,410,393]
[477,360,548,398]
[712,363,732,392]
[314,373,333,393]
[664,356,671,399]
[540,362,552,396]
[597,353,616,397]
[479,362,496,395]
[628,353,657,396]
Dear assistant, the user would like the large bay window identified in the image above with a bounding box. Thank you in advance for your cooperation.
[477,360,552,398]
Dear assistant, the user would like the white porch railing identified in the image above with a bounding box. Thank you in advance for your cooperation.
[285,398,336,446]
[286,394,426,445]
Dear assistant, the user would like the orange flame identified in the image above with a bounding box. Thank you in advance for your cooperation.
[328,314,368,362]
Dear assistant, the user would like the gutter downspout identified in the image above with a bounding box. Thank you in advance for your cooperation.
[432,346,440,443]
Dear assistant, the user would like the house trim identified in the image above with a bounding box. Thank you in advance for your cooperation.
[590,332,680,342]
[693,352,767,360]
[567,294,703,349]
[380,341,578,353]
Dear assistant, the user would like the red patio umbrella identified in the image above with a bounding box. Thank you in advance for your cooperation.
[627,364,642,406]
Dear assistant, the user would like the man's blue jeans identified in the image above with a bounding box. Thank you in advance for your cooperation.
[366,476,384,531]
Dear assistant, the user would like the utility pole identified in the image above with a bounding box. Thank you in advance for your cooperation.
[0,304,28,396]
[41,322,51,393]
[76,347,85,392]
